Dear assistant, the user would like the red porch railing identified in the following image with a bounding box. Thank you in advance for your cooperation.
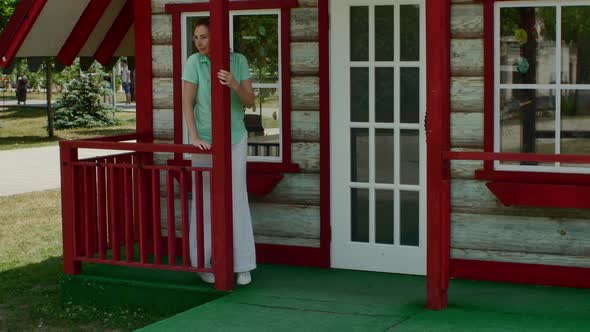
[59,134,227,287]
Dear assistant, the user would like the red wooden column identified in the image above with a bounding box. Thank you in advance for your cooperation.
[426,0,451,310]
[210,0,235,291]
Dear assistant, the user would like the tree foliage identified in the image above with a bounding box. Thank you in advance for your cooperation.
[0,0,18,32]
[54,72,119,129]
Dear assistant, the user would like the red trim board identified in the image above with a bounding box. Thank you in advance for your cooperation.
[0,0,47,68]
[94,0,134,65]
[57,0,112,66]
[451,259,590,289]
[486,182,590,209]
[133,0,153,140]
[318,0,331,268]
[165,0,298,14]
[256,244,328,268]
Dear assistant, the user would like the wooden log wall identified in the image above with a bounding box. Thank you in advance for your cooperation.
[151,0,321,247]
[450,1,590,267]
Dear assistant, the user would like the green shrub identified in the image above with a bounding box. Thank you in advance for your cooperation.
[54,74,120,129]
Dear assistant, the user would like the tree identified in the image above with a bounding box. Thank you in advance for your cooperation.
[0,0,18,32]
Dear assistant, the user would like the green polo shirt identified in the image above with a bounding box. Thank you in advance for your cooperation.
[182,52,251,144]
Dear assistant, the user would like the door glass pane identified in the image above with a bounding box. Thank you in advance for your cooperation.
[499,89,555,166]
[561,89,590,167]
[375,5,394,61]
[400,5,420,61]
[400,191,419,246]
[375,190,394,245]
[351,67,369,122]
[351,188,369,243]
[400,130,419,185]
[375,67,394,123]
[499,7,556,84]
[400,67,420,123]
[351,128,369,182]
[561,6,590,84]
[375,129,394,184]
[350,6,369,61]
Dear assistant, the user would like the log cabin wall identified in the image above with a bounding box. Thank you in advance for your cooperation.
[150,0,321,248]
[450,0,590,268]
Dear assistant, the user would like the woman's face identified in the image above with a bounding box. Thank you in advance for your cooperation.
[193,25,210,56]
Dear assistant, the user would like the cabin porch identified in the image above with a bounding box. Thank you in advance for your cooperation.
[61,263,590,331]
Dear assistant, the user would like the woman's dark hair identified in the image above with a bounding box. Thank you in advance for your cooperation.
[195,18,210,29]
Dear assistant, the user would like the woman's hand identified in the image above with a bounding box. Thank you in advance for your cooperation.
[217,70,238,90]
[191,137,211,150]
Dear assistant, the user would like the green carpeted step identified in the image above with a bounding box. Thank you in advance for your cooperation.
[60,263,226,316]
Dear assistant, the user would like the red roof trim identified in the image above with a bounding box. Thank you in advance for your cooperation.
[165,0,298,14]
[0,0,47,68]
[94,0,133,65]
[57,0,112,66]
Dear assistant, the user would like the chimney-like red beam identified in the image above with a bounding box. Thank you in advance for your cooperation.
[209,0,235,291]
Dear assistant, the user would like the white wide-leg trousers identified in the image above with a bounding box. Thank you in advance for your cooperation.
[189,136,257,273]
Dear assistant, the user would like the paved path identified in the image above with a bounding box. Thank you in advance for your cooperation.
[0,145,129,196]
[0,146,62,196]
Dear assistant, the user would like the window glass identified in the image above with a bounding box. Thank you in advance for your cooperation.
[499,89,555,166]
[561,90,590,167]
[561,6,590,85]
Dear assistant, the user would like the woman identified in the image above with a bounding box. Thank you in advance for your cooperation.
[16,73,28,105]
[182,18,257,286]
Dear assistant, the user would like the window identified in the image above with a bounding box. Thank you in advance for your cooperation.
[495,2,590,173]
[182,10,283,162]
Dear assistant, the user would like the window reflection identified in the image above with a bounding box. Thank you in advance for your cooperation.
[499,89,555,166]
[499,7,556,85]
[244,88,281,157]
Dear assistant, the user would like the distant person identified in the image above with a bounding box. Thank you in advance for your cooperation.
[16,73,28,105]
[121,60,131,104]
[102,75,113,105]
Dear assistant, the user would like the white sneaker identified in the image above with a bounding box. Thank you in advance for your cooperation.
[198,272,215,284]
[236,272,251,285]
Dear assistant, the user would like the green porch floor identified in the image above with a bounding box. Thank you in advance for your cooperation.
[138,265,590,331]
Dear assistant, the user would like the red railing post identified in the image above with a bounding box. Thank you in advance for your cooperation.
[210,0,235,291]
[60,142,81,274]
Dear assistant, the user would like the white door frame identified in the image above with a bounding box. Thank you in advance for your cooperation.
[330,0,427,275]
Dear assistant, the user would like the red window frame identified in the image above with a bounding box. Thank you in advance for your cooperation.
[166,0,300,177]
[475,0,590,186]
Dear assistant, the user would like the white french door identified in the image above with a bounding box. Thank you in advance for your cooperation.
[330,0,426,275]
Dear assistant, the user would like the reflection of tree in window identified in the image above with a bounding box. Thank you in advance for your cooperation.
[233,14,281,158]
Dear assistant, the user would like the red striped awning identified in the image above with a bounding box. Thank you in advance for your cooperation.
[0,0,134,69]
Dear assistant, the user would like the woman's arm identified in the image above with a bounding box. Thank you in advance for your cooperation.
[182,80,211,150]
[217,70,255,108]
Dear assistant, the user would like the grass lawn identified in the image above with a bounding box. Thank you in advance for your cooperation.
[0,106,135,151]
[0,190,164,331]
[0,91,130,103]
